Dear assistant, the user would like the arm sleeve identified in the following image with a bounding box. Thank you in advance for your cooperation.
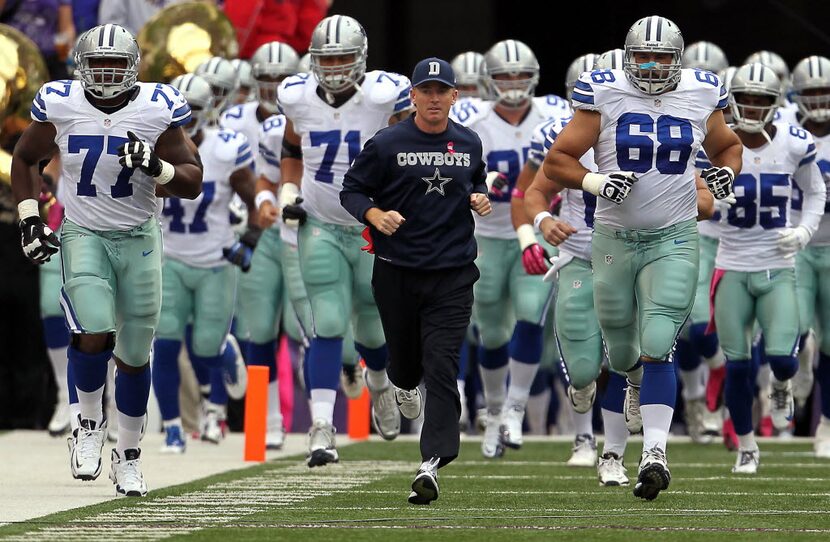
[340,137,383,225]
[793,143,826,235]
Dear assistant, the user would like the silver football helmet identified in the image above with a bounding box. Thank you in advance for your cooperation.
[451,51,484,98]
[170,73,213,136]
[565,53,599,100]
[596,49,625,70]
[231,59,254,89]
[309,15,367,93]
[792,56,830,122]
[745,50,789,99]
[623,15,684,95]
[682,41,728,73]
[482,39,540,107]
[729,63,781,133]
[251,41,299,112]
[298,53,311,74]
[718,66,738,124]
[195,56,239,111]
[75,24,140,99]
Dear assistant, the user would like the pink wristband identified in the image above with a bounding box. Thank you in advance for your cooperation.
[511,188,525,199]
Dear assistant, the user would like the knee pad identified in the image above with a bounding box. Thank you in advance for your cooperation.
[191,326,226,359]
[352,304,385,349]
[767,354,798,381]
[62,276,116,333]
[640,316,683,361]
[309,289,349,338]
[674,338,702,371]
[474,302,512,349]
[689,322,719,359]
[564,359,601,391]
[473,269,504,306]
[114,320,156,368]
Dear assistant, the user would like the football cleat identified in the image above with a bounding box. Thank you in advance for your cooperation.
[598,452,629,486]
[408,457,440,505]
[722,417,739,451]
[481,408,505,458]
[394,386,423,420]
[69,417,107,481]
[201,406,226,444]
[732,447,760,474]
[109,448,148,497]
[365,369,401,441]
[307,419,339,467]
[633,447,671,500]
[222,335,248,400]
[160,424,186,454]
[48,395,71,437]
[266,423,286,451]
[567,382,596,414]
[340,363,365,400]
[475,407,489,433]
[769,378,794,430]
[624,381,642,434]
[814,417,830,458]
[685,397,713,444]
[499,404,525,449]
[566,433,598,467]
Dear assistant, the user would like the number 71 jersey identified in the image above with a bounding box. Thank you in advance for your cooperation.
[573,68,727,230]
[31,80,191,230]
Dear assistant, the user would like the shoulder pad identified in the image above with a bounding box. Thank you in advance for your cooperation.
[450,97,492,126]
[221,104,247,124]
[261,114,286,135]
[364,70,412,111]
[781,122,816,166]
[140,82,191,127]
[533,94,572,119]
[31,80,77,122]
[278,73,313,107]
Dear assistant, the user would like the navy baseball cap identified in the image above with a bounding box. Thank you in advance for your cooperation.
[411,57,456,88]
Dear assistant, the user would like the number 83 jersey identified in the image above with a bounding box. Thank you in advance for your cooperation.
[31,80,191,231]
[573,68,728,230]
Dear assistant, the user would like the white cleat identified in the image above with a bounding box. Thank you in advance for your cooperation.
[685,397,713,444]
[481,409,505,458]
[365,370,401,441]
[624,381,642,434]
[201,407,225,444]
[499,404,525,449]
[48,395,71,437]
[732,447,760,474]
[266,423,286,451]
[222,335,247,400]
[566,433,598,467]
[567,382,597,414]
[769,378,794,431]
[109,448,148,497]
[307,419,339,467]
[340,364,365,400]
[597,452,629,486]
[814,418,830,458]
[633,447,670,500]
[793,331,816,407]
[394,386,423,420]
[69,417,107,481]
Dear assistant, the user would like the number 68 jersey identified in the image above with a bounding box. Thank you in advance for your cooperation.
[31,79,191,231]
[572,68,728,230]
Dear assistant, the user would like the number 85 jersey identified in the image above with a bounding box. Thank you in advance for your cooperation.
[573,68,728,230]
[31,80,191,231]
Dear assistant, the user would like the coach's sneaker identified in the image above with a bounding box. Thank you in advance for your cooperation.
[408,457,440,505]
[567,382,596,414]
[48,394,71,437]
[732,447,760,474]
[566,434,597,467]
[597,452,629,486]
[201,405,225,444]
[499,404,525,449]
[109,448,148,497]
[340,364,364,400]
[481,409,505,458]
[624,381,642,434]
[307,419,339,467]
[69,417,107,481]
[394,386,423,420]
[814,417,830,458]
[633,446,670,500]
[160,424,186,454]
[685,397,713,444]
[222,335,247,400]
[365,370,401,441]
[769,378,794,430]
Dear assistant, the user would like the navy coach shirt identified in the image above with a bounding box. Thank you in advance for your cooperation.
[340,115,487,270]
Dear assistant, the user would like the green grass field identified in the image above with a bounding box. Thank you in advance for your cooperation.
[2,438,829,541]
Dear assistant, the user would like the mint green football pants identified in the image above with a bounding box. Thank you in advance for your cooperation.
[40,247,63,318]
[796,245,830,354]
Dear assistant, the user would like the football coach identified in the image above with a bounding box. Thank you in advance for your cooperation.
[340,57,491,505]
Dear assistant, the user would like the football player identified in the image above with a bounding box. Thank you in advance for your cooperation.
[451,51,485,98]
[230,59,255,104]
[12,24,202,496]
[746,50,799,122]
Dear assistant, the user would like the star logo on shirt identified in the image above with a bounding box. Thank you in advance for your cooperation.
[421,167,452,196]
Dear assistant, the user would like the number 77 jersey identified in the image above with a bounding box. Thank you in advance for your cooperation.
[573,68,728,230]
[32,80,191,230]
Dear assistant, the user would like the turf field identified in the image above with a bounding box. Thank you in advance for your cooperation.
[1,438,829,541]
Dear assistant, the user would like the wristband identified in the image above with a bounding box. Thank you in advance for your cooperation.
[581,172,604,196]
[154,160,175,185]
[255,190,278,210]
[516,223,537,251]
[533,211,554,230]
[511,188,525,199]
[17,198,40,221]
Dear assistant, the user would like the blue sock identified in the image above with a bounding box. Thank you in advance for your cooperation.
[67,356,78,405]
[674,338,701,371]
[529,367,551,395]
[308,336,343,390]
[479,343,509,370]
[209,366,229,404]
[355,342,387,372]
[640,361,676,407]
[601,372,627,413]
[247,339,277,381]
[190,347,231,404]
[508,321,543,364]
[818,353,830,418]
[69,346,110,393]
[767,354,798,381]
[458,339,469,381]
[115,365,151,418]
[689,323,719,359]
[725,359,754,435]
[42,316,69,349]
[152,339,182,421]
[302,347,312,397]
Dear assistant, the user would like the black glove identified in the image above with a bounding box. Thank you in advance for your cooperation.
[282,196,307,227]
[701,166,735,200]
[222,227,262,272]
[117,130,163,177]
[597,172,638,205]
[488,172,509,199]
[20,215,60,264]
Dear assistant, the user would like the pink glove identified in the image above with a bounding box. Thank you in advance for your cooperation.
[522,244,549,275]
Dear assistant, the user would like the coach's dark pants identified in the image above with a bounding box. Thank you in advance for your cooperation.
[371,259,478,468]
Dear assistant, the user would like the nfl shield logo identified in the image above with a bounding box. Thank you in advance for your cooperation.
[654,99,662,107]
[573,280,583,289]
[605,254,614,265]
[103,118,111,127]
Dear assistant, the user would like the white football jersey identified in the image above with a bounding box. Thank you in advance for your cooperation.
[795,129,830,247]
[220,101,264,159]
[458,96,572,239]
[716,122,825,271]
[527,116,596,261]
[161,127,253,268]
[774,102,799,125]
[32,80,191,230]
[278,70,411,226]
[255,113,299,246]
[573,68,728,230]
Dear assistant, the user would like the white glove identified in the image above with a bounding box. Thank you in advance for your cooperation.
[701,166,735,201]
[582,171,638,205]
[713,192,736,216]
[542,253,575,283]
[777,225,811,253]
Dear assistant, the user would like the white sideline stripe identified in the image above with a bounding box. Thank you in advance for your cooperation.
[454,460,828,468]
[441,474,830,482]
[342,489,830,497]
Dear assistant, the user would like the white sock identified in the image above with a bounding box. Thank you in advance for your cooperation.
[457,379,466,399]
[48,347,68,399]
[69,402,81,431]
[738,431,757,450]
[310,388,337,425]
[163,416,182,429]
[365,368,389,390]
[680,364,707,400]
[601,408,628,457]
[268,380,283,429]
[526,390,550,435]
[116,411,144,454]
[705,346,726,370]
[77,385,105,424]
[798,332,817,370]
[479,364,508,412]
[641,403,673,451]
[571,407,593,436]
[626,364,644,386]
[505,359,539,409]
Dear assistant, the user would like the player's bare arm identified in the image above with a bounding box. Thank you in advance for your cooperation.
[525,164,577,246]
[229,165,258,227]
[11,121,59,203]
[255,176,279,229]
[148,125,202,199]
[278,118,306,227]
[702,110,743,174]
[510,161,538,230]
[695,172,715,221]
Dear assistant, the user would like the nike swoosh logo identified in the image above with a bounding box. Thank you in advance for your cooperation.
[142,250,153,257]
[673,240,688,245]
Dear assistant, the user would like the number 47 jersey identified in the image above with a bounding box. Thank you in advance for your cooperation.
[573,68,728,230]
[31,80,191,230]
